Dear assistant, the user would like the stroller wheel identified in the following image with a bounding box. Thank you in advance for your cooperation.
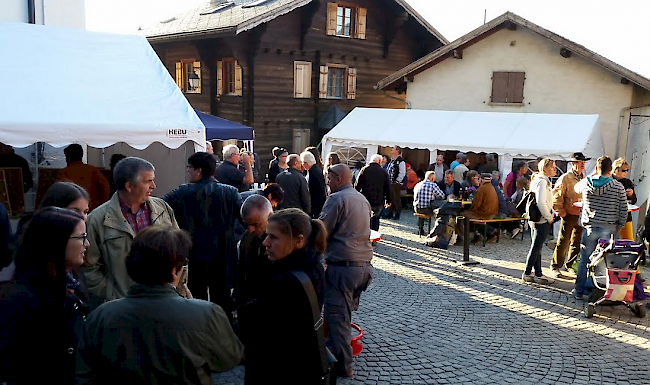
[584,304,595,318]
[631,303,646,318]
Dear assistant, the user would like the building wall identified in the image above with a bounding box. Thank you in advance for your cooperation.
[0,0,85,28]
[406,27,636,157]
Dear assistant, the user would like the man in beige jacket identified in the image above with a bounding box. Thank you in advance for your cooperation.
[83,157,178,308]
[550,152,589,277]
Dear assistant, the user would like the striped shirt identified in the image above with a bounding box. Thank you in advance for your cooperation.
[414,180,445,209]
[575,176,627,229]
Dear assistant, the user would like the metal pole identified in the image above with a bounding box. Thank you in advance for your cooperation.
[462,216,470,261]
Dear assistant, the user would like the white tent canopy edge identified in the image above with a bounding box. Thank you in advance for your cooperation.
[322,108,604,177]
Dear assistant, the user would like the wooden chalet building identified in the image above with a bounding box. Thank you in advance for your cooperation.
[145,0,447,172]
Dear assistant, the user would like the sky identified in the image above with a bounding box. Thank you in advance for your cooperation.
[85,0,650,78]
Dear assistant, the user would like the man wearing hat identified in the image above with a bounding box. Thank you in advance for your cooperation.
[549,152,590,278]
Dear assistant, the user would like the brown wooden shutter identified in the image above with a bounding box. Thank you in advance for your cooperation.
[294,61,312,98]
[319,65,328,99]
[234,62,243,96]
[491,72,508,103]
[326,3,337,36]
[346,67,357,99]
[508,72,525,103]
[175,62,183,91]
[216,60,223,96]
[356,7,367,39]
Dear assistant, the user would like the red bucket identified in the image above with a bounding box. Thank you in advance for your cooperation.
[351,323,364,356]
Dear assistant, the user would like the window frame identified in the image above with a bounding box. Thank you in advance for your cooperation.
[326,64,347,99]
[222,58,237,95]
[335,4,355,37]
[178,59,201,94]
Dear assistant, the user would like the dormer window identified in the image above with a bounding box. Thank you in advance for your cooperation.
[326,3,367,39]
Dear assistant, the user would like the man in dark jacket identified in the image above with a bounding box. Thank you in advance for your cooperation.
[163,152,243,316]
[386,146,406,220]
[276,154,311,214]
[437,170,462,199]
[355,154,391,231]
[301,150,327,218]
[76,226,243,384]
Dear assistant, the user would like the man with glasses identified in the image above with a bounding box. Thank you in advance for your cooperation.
[214,144,254,192]
[550,152,590,278]
[163,152,242,318]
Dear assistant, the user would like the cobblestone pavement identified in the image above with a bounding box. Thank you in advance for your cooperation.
[214,211,650,384]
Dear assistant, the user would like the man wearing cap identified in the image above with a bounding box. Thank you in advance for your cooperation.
[549,152,589,278]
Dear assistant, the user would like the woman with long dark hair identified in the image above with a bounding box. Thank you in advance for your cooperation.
[244,208,328,384]
[0,207,88,384]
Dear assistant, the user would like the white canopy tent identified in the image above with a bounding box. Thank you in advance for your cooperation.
[322,108,604,177]
[0,22,205,196]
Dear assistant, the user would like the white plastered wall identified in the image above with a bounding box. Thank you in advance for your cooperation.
[406,27,635,158]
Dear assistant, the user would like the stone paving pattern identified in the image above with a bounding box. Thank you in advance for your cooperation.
[214,212,650,384]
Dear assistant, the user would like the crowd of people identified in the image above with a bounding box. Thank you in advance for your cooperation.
[0,141,648,384]
[0,142,382,384]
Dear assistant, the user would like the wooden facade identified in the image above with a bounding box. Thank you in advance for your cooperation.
[149,0,444,174]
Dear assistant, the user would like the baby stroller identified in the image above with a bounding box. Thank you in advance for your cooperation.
[584,237,646,318]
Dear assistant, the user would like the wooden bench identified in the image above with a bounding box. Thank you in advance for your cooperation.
[413,212,432,236]
[469,217,525,247]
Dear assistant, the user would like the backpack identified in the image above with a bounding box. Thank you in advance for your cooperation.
[516,189,542,222]
[425,215,457,249]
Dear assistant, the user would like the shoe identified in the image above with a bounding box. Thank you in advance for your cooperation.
[571,289,587,300]
[471,233,483,245]
[511,227,522,239]
[560,265,576,276]
[417,229,425,236]
[486,230,498,243]
[522,273,535,282]
[534,275,555,284]
[550,268,563,278]
[338,369,354,378]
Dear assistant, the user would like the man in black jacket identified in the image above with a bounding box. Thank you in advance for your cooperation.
[437,170,462,199]
[301,150,327,218]
[355,154,391,231]
[163,152,243,317]
[276,154,311,214]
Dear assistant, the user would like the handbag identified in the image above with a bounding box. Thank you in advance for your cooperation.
[516,189,542,222]
[289,270,337,385]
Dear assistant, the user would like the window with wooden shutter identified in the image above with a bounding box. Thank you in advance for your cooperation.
[346,67,357,99]
[491,71,525,103]
[176,60,201,94]
[294,61,312,98]
[319,65,328,99]
[355,7,366,39]
[216,60,223,96]
[326,3,337,36]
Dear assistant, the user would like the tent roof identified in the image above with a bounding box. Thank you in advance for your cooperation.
[0,22,205,149]
[323,108,602,159]
[196,110,253,140]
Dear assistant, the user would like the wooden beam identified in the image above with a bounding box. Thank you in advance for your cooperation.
[621,78,630,85]
[382,11,409,59]
[452,49,463,59]
[506,21,517,31]
[560,48,571,58]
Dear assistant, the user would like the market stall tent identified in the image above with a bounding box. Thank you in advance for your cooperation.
[321,108,604,177]
[0,22,205,196]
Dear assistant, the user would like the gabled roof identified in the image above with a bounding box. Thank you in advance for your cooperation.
[145,0,448,44]
[376,11,650,91]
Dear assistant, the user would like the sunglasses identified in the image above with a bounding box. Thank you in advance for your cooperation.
[69,233,89,244]
[621,169,629,172]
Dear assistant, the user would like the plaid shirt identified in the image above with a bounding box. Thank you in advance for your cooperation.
[119,197,151,234]
[414,181,445,209]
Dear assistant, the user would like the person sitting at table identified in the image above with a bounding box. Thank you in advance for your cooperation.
[461,170,480,195]
[457,173,499,243]
[413,171,445,235]
[437,170,462,199]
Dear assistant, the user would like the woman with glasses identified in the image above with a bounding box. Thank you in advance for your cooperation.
[244,208,328,383]
[0,207,89,384]
[612,157,637,239]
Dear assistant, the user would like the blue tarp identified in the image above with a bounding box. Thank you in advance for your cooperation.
[195,110,254,140]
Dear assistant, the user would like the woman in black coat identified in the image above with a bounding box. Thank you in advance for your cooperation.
[0,207,89,384]
[243,208,327,384]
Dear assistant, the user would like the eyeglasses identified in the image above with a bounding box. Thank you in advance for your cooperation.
[70,233,89,244]
[327,167,340,178]
[621,169,629,172]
